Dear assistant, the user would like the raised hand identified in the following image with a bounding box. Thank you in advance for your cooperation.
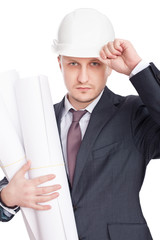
[99,39,142,76]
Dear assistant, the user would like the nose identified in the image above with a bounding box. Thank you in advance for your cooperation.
[77,66,89,83]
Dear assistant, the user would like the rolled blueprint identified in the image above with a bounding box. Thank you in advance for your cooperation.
[0,70,40,240]
[15,76,78,240]
[0,94,25,180]
[0,94,39,240]
[0,70,23,141]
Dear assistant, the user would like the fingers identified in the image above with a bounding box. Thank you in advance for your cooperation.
[114,39,123,52]
[100,49,107,60]
[36,184,61,195]
[19,184,61,210]
[30,192,60,210]
[32,174,56,186]
[17,161,56,186]
[32,204,52,211]
[100,39,124,60]
[36,192,60,203]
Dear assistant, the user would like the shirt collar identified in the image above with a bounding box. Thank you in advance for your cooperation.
[61,89,104,119]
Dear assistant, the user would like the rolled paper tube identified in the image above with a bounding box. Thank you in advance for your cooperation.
[0,93,39,240]
[0,94,25,180]
[15,76,78,240]
[0,70,23,142]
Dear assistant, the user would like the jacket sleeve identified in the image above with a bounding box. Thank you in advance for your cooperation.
[0,177,20,222]
[130,63,160,164]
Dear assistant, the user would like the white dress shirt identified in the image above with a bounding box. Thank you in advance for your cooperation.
[60,91,103,174]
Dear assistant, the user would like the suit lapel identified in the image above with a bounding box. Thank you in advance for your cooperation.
[54,87,122,196]
[54,97,65,134]
[54,98,73,191]
[72,87,120,194]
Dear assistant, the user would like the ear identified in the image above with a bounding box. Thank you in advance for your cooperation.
[57,55,62,70]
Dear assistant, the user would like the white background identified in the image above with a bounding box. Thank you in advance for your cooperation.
[0,0,160,239]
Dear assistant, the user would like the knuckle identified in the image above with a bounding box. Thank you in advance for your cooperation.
[107,41,113,47]
[36,177,42,185]
[104,46,108,51]
[27,200,34,207]
[34,177,43,186]
[24,187,35,198]
[103,45,108,51]
[41,187,46,194]
[37,196,45,203]
[107,53,114,58]
[24,183,34,193]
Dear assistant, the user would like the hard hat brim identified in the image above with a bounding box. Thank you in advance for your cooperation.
[52,40,108,58]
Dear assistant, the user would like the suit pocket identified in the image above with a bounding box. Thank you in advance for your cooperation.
[107,223,153,240]
[93,141,120,159]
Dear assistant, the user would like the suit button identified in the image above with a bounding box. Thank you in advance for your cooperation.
[73,205,77,211]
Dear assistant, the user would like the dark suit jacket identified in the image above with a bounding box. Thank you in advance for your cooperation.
[54,63,160,240]
[0,63,160,239]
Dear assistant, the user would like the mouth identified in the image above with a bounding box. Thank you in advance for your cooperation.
[76,87,91,90]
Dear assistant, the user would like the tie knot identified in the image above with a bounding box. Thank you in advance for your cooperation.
[70,109,87,122]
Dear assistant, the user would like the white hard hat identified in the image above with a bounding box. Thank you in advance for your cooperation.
[52,8,115,58]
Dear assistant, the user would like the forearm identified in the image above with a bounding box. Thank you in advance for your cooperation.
[130,62,160,125]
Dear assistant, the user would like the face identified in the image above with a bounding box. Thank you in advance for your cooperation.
[58,56,112,110]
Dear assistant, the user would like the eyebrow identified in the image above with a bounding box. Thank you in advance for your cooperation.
[63,58,78,62]
[63,57,101,63]
[90,59,100,62]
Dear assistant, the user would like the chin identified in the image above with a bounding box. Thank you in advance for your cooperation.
[74,95,96,104]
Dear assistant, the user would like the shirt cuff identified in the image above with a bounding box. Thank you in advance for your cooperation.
[129,60,150,78]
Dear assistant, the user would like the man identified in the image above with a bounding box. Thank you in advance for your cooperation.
[0,8,160,240]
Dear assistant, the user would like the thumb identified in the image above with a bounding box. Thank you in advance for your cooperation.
[18,160,31,176]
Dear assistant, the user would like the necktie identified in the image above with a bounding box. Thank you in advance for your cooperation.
[67,109,87,185]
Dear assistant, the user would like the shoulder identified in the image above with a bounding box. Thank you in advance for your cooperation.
[53,97,65,121]
[104,86,143,109]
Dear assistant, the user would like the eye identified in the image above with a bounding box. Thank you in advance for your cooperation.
[90,62,100,66]
[69,62,79,66]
